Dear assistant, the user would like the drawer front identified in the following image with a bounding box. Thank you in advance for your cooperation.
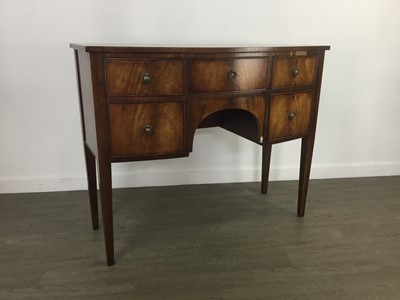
[271,57,316,88]
[109,102,184,156]
[105,59,184,96]
[268,92,312,140]
[190,58,268,93]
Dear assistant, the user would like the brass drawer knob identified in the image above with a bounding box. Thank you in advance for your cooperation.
[227,70,237,80]
[143,124,154,135]
[288,112,296,120]
[292,68,300,77]
[142,73,152,84]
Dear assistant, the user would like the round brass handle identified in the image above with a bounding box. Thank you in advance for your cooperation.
[227,70,237,80]
[288,112,297,120]
[143,124,154,135]
[292,68,300,77]
[142,73,152,84]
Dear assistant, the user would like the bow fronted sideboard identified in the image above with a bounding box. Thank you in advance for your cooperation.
[71,44,330,265]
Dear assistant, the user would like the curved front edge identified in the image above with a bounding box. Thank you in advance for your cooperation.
[186,95,266,152]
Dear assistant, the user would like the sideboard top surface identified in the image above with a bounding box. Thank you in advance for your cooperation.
[70,44,330,53]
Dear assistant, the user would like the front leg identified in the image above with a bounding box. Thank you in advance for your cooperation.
[261,144,272,194]
[297,135,315,217]
[84,144,99,230]
[98,158,114,266]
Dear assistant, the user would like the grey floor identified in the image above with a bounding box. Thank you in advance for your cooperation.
[0,176,400,300]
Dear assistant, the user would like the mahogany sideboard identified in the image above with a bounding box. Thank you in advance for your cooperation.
[71,44,330,265]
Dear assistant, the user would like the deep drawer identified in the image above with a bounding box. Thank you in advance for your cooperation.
[109,102,184,156]
[105,59,184,96]
[268,92,312,140]
[190,58,268,93]
[271,57,316,88]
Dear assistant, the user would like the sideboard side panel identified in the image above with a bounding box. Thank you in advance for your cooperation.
[309,50,328,135]
[76,51,98,156]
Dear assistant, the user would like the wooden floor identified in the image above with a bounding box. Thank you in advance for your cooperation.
[0,176,400,299]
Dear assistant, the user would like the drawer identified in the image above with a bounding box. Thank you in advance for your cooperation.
[271,57,316,88]
[268,92,312,140]
[190,58,268,93]
[105,59,184,96]
[109,102,184,156]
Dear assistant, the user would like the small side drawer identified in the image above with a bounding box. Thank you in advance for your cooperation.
[190,58,268,93]
[268,92,312,140]
[105,59,184,96]
[271,57,316,88]
[109,102,184,156]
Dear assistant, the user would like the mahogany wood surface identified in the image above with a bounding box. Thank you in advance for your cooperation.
[70,44,330,54]
[271,57,316,88]
[71,44,329,265]
[190,58,268,93]
[105,59,184,96]
[268,92,312,141]
[109,102,184,156]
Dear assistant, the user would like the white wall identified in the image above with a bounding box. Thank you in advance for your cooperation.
[0,0,399,193]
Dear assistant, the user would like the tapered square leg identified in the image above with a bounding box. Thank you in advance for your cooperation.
[84,144,99,230]
[261,144,272,194]
[98,158,114,266]
[297,136,315,217]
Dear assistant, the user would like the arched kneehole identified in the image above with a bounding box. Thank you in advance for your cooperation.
[198,109,262,144]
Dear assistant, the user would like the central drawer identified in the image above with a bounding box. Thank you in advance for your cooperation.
[109,102,184,156]
[190,58,268,93]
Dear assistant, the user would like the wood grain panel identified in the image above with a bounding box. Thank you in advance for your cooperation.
[105,60,184,96]
[191,59,268,93]
[75,51,98,155]
[271,57,315,88]
[109,102,184,156]
[268,92,312,140]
